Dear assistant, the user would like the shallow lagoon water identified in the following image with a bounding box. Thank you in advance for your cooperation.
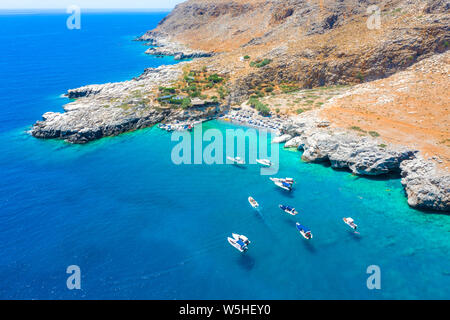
[0,12,449,300]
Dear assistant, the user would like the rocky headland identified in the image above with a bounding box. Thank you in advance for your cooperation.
[30,0,449,211]
[138,31,213,60]
[282,112,449,212]
[31,64,222,143]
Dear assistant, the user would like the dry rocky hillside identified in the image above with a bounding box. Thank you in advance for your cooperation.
[143,0,449,102]
[321,51,450,170]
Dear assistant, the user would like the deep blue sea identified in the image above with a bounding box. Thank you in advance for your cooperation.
[0,11,449,300]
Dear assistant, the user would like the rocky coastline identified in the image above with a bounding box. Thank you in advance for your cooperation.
[30,64,222,144]
[30,75,449,212]
[281,112,449,212]
[224,108,449,212]
[29,2,449,212]
[137,31,213,60]
[31,83,450,213]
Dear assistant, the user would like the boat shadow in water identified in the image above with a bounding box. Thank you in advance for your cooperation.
[229,164,247,170]
[236,254,256,271]
[301,240,316,253]
[275,188,295,198]
[347,230,362,240]
[253,209,264,221]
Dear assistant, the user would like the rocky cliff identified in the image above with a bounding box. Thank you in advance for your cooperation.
[141,0,449,103]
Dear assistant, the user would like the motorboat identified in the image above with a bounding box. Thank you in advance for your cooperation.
[256,159,273,167]
[227,156,245,165]
[279,205,298,215]
[228,233,250,252]
[273,180,292,191]
[343,217,358,230]
[270,177,294,185]
[232,233,250,245]
[296,222,313,240]
[248,197,259,208]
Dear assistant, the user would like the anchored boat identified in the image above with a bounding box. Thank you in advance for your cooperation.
[248,197,259,208]
[270,177,294,184]
[343,217,358,230]
[256,159,273,167]
[279,205,298,215]
[228,233,251,252]
[227,156,245,165]
[270,180,291,191]
[270,177,294,191]
[277,181,292,191]
[296,222,313,240]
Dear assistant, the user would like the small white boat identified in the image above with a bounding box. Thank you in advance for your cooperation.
[256,159,273,167]
[232,233,250,245]
[227,156,245,165]
[279,205,298,215]
[228,233,250,252]
[343,217,358,230]
[271,180,292,191]
[248,197,259,208]
[296,222,313,240]
[270,177,294,184]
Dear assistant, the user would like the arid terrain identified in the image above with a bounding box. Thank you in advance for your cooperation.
[143,0,449,169]
[321,51,450,170]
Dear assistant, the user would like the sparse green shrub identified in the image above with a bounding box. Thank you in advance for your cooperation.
[280,84,299,93]
[255,90,265,98]
[248,97,270,116]
[159,86,177,94]
[256,104,270,116]
[181,97,192,109]
[208,74,224,84]
[250,59,272,68]
[217,86,229,99]
[189,91,201,98]
[350,126,366,133]
[356,72,364,82]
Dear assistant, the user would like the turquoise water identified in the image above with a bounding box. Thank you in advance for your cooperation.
[0,12,449,300]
